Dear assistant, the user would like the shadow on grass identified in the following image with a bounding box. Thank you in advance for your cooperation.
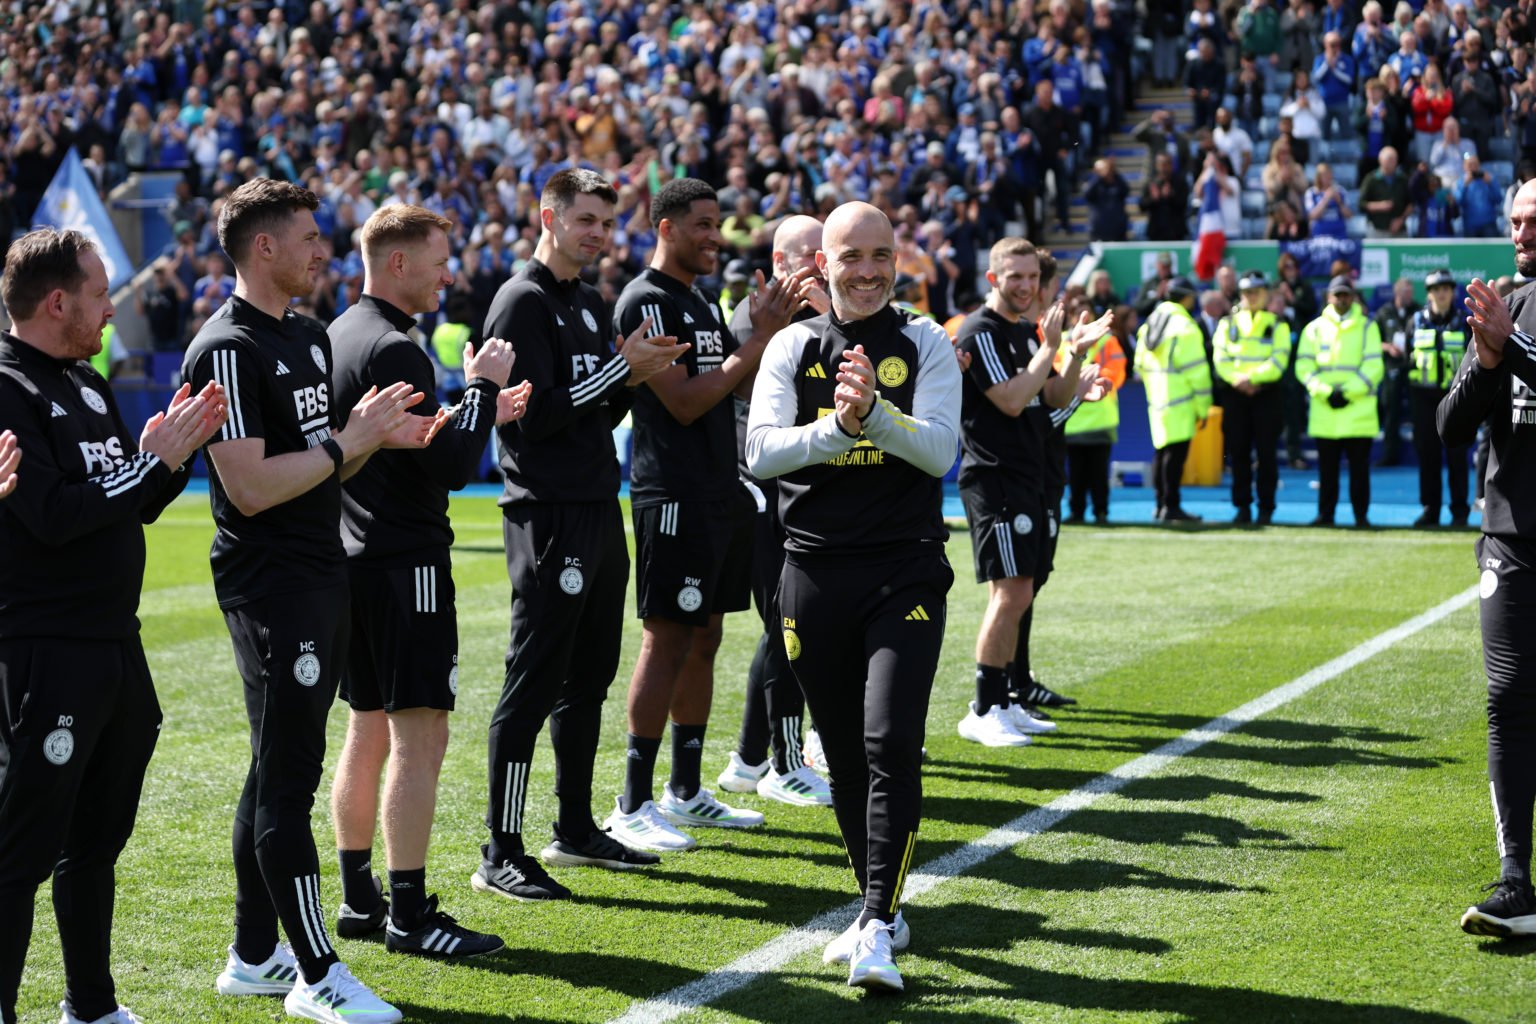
[1475,936,1536,957]
[572,865,847,922]
[966,853,1269,895]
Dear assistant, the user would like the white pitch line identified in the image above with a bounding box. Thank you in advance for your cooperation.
[607,584,1479,1024]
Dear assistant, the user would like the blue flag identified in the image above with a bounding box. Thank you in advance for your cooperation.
[32,147,133,289]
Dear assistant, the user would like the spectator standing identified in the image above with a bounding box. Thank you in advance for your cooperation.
[1083,158,1130,242]
[1374,277,1420,467]
[1184,38,1225,131]
[1313,33,1358,139]
[1413,63,1457,162]
[1214,109,1256,180]
[1431,118,1480,186]
[1279,69,1326,152]
[1140,153,1190,242]
[1305,163,1354,237]
[1361,146,1413,236]
[1023,80,1076,234]
[1457,155,1504,236]
[1237,0,1284,89]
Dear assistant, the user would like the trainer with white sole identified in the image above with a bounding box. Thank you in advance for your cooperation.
[746,201,963,994]
[608,178,813,852]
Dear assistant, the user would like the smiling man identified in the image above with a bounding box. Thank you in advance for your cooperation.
[746,201,962,993]
[605,178,810,852]
[184,178,436,1024]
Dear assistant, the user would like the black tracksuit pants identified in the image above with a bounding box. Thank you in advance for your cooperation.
[0,638,160,1024]
[1224,385,1283,511]
[1477,535,1536,876]
[223,585,349,983]
[1067,443,1112,519]
[1412,387,1470,517]
[489,501,628,850]
[778,550,952,922]
[1152,440,1191,514]
[737,502,804,775]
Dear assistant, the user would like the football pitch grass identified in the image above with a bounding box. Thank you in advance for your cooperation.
[15,495,1535,1023]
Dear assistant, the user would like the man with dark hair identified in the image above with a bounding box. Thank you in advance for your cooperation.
[476,168,686,901]
[1441,178,1536,938]
[954,238,1107,748]
[184,178,434,1024]
[0,228,226,1024]
[604,177,811,852]
[716,214,832,806]
[747,201,961,992]
[326,204,528,959]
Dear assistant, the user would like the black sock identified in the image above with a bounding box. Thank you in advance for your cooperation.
[856,908,894,928]
[388,868,427,927]
[1502,855,1531,886]
[337,848,378,912]
[975,664,1010,713]
[488,831,523,865]
[621,733,662,814]
[670,723,707,801]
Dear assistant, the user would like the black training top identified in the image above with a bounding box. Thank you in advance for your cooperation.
[1439,282,1536,542]
[615,267,739,508]
[486,257,632,506]
[331,294,499,564]
[954,306,1052,491]
[183,295,346,609]
[0,333,187,638]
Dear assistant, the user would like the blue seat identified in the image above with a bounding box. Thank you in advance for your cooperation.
[1262,94,1282,116]
[1486,160,1515,186]
[1331,164,1359,189]
[1325,139,1363,165]
[1347,214,1370,236]
[1243,215,1268,237]
[1244,167,1264,191]
[1253,139,1272,163]
[1241,190,1268,217]
[1489,135,1517,162]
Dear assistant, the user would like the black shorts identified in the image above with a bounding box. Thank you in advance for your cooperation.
[633,497,753,626]
[342,554,459,713]
[960,477,1051,584]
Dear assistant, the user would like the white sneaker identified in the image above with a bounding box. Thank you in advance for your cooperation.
[215,942,300,996]
[1006,702,1058,735]
[846,920,904,991]
[603,796,697,852]
[657,783,765,829]
[802,728,828,771]
[958,702,1033,747]
[283,961,401,1024]
[716,751,770,793]
[824,911,910,964]
[59,1002,143,1024]
[757,765,832,806]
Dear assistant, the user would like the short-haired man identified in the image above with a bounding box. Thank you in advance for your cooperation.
[605,178,811,852]
[477,169,685,901]
[0,229,225,1024]
[1441,178,1536,936]
[747,201,962,991]
[954,238,1109,747]
[716,214,832,806]
[185,178,434,1024]
[326,204,529,958]
[1214,270,1292,524]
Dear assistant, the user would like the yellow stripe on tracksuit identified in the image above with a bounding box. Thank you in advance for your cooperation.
[889,831,918,913]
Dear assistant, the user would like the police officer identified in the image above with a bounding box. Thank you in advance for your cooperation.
[184,179,431,1023]
[0,228,226,1024]
[1214,271,1292,524]
[1296,276,1383,527]
[747,201,961,992]
[1409,269,1471,527]
[1440,176,1536,937]
[1374,277,1419,466]
[1134,276,1212,522]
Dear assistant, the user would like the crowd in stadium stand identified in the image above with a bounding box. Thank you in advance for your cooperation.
[2,0,1528,366]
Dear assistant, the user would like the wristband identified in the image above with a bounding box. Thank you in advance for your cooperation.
[321,437,345,472]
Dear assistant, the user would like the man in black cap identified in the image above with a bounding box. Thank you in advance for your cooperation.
[1407,269,1470,527]
[1295,275,1383,527]
[1213,271,1292,523]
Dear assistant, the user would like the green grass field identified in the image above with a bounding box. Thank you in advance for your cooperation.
[14,495,1535,1023]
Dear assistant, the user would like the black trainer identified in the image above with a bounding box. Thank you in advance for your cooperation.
[470,845,572,901]
[1461,878,1536,938]
[336,876,388,938]
[541,825,661,870]
[386,894,505,957]
[1018,672,1077,708]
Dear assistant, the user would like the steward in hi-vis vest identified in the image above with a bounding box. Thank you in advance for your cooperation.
[1408,268,1471,527]
[1213,270,1292,524]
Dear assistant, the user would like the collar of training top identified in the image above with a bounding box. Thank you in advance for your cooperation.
[528,255,581,292]
[357,292,416,333]
[228,293,298,334]
[0,330,81,371]
[829,302,901,337]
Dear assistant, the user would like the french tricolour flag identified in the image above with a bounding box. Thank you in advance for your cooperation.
[1194,175,1225,282]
